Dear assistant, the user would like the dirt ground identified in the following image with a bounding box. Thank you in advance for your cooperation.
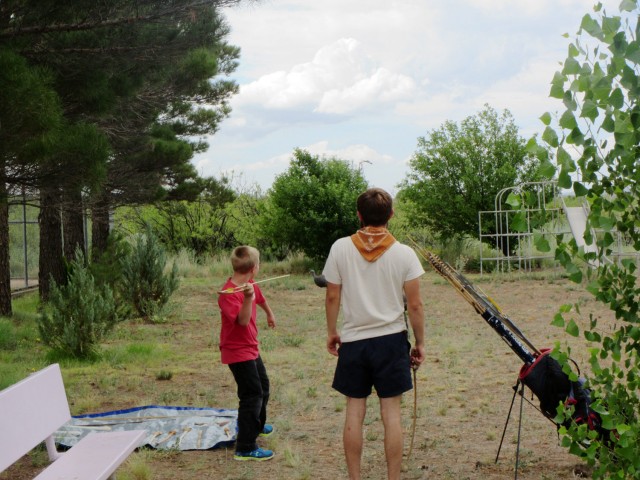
[3,270,614,480]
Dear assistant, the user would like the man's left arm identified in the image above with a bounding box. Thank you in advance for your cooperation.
[404,277,425,368]
[325,282,342,356]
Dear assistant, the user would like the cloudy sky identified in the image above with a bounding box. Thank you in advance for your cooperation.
[193,0,618,195]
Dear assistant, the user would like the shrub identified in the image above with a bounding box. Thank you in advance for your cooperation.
[0,319,17,350]
[464,257,495,274]
[38,251,118,359]
[121,230,179,321]
[261,149,367,262]
[91,231,133,320]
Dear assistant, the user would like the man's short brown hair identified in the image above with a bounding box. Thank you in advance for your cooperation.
[357,188,393,227]
[231,246,260,273]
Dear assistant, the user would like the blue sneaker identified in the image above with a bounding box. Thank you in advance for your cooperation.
[259,424,274,437]
[234,447,274,461]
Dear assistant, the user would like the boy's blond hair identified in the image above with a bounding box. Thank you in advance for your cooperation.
[231,246,260,273]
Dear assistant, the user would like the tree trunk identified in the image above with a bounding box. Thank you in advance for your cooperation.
[62,189,85,261]
[0,176,11,316]
[39,186,64,301]
[91,192,110,258]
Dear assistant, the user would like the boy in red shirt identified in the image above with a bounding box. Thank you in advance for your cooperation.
[218,246,276,461]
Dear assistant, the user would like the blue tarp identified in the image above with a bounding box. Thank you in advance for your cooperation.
[55,405,237,450]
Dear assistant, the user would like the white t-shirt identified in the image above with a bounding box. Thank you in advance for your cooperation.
[322,237,425,342]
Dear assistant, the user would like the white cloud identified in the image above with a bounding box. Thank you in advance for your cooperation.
[478,56,565,134]
[467,0,619,17]
[237,38,416,115]
[201,139,406,194]
[238,154,291,173]
[219,141,398,175]
[224,1,443,76]
[197,0,628,194]
[304,141,397,166]
[318,67,416,114]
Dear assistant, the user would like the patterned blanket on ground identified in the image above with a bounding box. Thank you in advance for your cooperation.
[55,405,237,450]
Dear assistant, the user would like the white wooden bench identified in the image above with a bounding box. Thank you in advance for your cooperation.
[0,363,146,480]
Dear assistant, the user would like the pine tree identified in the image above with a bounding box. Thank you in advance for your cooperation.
[1,0,246,299]
[37,250,118,359]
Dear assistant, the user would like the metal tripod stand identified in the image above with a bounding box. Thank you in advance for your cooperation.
[496,380,527,480]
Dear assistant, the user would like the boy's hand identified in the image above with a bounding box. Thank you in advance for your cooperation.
[241,283,254,298]
[267,315,276,329]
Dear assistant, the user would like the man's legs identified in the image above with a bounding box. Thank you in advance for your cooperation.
[380,395,403,480]
[344,396,367,480]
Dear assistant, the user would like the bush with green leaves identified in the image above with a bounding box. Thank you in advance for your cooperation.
[526,2,640,477]
[222,190,271,255]
[398,104,547,255]
[261,148,368,262]
[38,251,118,359]
[115,177,237,257]
[121,230,179,321]
[0,319,18,350]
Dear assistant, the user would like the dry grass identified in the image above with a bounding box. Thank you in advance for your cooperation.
[1,267,616,480]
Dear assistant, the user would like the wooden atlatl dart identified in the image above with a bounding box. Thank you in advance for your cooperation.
[216,274,291,294]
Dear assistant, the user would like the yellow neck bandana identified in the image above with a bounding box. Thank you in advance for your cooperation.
[351,226,396,262]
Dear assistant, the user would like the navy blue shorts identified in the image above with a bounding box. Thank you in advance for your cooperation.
[332,331,412,398]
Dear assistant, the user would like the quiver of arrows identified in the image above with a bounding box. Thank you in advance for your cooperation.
[416,247,539,364]
[410,242,602,434]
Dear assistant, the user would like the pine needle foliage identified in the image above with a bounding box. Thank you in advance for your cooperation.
[90,231,133,321]
[38,250,118,359]
[121,229,179,322]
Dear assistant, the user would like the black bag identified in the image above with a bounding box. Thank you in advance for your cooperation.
[518,349,599,430]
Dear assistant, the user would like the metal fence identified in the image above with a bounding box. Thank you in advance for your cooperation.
[8,194,39,290]
[479,181,640,274]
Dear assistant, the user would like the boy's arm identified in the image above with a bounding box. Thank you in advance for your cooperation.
[258,300,276,329]
[236,283,254,326]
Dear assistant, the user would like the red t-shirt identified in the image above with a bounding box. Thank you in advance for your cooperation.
[217,279,266,364]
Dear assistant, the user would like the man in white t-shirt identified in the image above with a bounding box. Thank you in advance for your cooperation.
[323,187,426,480]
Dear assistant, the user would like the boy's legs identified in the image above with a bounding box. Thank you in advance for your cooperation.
[255,356,270,430]
[228,359,263,452]
[344,396,367,480]
[380,395,403,480]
